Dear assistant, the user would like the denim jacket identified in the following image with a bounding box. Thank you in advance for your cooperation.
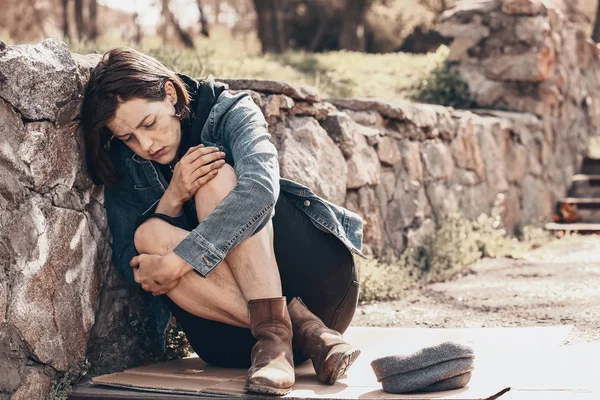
[103,75,364,350]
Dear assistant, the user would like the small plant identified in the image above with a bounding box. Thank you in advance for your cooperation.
[415,213,483,283]
[47,361,90,400]
[357,257,413,302]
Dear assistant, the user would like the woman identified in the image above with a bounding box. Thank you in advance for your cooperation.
[81,47,364,396]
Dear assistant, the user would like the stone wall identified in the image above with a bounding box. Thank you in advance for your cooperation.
[438,0,600,128]
[1,1,598,394]
[232,84,579,258]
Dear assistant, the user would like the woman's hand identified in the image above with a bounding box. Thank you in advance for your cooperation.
[130,252,192,296]
[167,145,226,205]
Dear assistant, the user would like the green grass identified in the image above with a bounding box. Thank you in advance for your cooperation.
[4,27,449,102]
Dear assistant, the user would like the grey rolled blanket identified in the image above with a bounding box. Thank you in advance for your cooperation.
[370,341,475,394]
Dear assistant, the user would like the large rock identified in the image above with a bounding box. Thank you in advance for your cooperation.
[549,0,598,36]
[420,141,454,182]
[18,121,80,192]
[398,140,423,182]
[501,0,544,15]
[346,128,381,189]
[0,43,154,399]
[356,186,385,255]
[376,136,401,166]
[520,175,555,224]
[426,182,459,215]
[10,366,53,400]
[481,47,555,82]
[7,197,102,372]
[320,112,356,158]
[476,118,509,194]
[0,39,79,123]
[451,116,485,181]
[387,171,423,229]
[279,116,348,204]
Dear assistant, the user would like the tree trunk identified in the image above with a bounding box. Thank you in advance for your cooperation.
[196,0,210,37]
[133,12,143,45]
[166,8,195,48]
[74,0,85,41]
[339,0,370,51]
[161,0,169,44]
[593,4,600,43]
[62,0,71,42]
[88,0,98,40]
[252,0,286,53]
[161,0,194,48]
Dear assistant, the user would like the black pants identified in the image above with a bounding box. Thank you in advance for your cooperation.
[162,192,360,368]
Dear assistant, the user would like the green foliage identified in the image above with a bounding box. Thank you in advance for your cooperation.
[47,361,90,400]
[357,257,414,302]
[358,213,558,302]
[414,213,483,282]
[412,60,476,109]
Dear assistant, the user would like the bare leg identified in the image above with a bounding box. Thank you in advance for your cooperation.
[193,165,294,394]
[135,164,282,325]
[134,219,249,328]
[193,164,282,301]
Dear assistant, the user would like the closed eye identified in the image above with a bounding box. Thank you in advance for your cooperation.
[145,120,155,128]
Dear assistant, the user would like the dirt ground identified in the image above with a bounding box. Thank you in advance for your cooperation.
[353,235,600,345]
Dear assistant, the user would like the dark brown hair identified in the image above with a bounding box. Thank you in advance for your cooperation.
[81,47,191,187]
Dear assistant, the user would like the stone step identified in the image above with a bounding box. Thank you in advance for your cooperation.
[545,222,600,234]
[568,174,600,198]
[555,198,600,223]
[580,157,600,175]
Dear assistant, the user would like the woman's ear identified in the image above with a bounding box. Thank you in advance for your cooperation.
[165,80,177,105]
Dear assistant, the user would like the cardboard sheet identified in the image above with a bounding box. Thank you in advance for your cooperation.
[88,326,576,399]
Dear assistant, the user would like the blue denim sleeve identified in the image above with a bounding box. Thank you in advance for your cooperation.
[172,93,280,276]
[103,172,143,288]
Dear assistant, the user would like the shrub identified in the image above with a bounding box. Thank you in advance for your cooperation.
[412,62,476,109]
[357,212,557,302]
[357,257,413,302]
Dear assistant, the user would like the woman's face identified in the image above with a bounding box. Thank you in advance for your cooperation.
[106,81,182,164]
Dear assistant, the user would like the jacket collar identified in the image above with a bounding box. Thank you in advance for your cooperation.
[175,73,226,159]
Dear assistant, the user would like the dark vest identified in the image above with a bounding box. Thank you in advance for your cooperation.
[177,73,227,160]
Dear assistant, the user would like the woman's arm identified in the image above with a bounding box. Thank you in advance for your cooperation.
[171,93,280,277]
[103,145,193,287]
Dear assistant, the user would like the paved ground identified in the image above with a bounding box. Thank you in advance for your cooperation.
[353,235,600,345]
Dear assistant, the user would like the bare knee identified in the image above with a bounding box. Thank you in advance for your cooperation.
[134,218,179,255]
[194,164,237,220]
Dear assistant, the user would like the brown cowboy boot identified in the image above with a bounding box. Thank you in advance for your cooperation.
[288,297,361,385]
[245,297,295,396]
